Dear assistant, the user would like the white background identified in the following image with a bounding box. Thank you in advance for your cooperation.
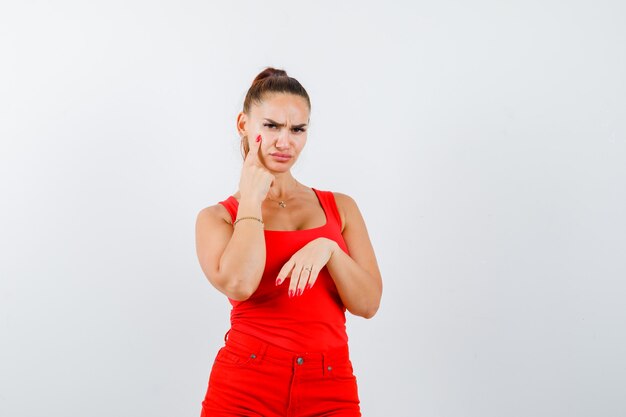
[1,1,625,416]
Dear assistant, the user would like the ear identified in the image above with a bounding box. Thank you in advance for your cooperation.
[236,111,248,137]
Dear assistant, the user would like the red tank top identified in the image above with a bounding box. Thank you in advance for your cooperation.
[218,187,350,352]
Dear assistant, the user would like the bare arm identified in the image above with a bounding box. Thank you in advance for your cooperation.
[325,192,383,318]
[196,133,275,301]
[195,198,266,301]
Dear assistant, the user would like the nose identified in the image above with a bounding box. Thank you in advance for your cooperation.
[275,130,291,149]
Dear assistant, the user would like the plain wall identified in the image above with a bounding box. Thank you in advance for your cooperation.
[1,1,625,416]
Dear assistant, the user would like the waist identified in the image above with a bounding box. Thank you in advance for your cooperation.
[224,328,350,363]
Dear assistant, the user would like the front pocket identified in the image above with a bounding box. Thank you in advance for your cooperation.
[328,358,356,381]
[215,345,259,368]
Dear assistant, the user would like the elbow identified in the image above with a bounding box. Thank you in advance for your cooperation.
[226,289,253,302]
[351,301,380,319]
[361,305,379,319]
[207,266,259,301]
[358,287,382,319]
[222,278,256,301]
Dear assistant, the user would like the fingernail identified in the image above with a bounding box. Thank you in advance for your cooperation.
[256,134,261,142]
[276,278,281,286]
[289,289,294,298]
[296,289,302,297]
[305,283,311,290]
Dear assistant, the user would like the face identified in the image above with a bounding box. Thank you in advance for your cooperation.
[237,93,310,171]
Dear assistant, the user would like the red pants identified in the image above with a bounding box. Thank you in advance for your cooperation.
[200,329,361,416]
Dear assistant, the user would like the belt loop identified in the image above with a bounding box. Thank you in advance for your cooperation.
[322,353,328,376]
[223,329,231,343]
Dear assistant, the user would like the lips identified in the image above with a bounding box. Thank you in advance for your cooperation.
[270,153,293,162]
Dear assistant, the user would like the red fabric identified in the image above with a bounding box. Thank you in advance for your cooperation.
[200,328,361,417]
[217,187,351,352]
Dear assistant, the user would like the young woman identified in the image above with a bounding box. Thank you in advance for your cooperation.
[195,67,383,416]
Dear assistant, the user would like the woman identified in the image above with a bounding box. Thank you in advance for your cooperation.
[195,67,383,416]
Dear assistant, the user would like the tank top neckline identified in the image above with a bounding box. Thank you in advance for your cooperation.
[227,187,329,233]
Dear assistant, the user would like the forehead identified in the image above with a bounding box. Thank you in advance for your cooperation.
[252,93,309,121]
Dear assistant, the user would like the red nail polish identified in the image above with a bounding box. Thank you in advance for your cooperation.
[296,288,302,297]
[256,134,261,142]
[289,289,294,298]
[305,283,311,290]
[276,278,281,286]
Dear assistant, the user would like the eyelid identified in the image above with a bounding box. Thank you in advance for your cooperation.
[265,123,305,132]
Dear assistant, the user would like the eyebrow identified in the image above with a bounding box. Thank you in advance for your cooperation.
[263,118,308,128]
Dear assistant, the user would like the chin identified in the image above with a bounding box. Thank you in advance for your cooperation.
[269,162,295,173]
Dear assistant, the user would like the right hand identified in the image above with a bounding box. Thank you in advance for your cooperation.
[239,134,275,204]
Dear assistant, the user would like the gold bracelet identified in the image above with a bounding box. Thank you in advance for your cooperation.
[233,216,264,227]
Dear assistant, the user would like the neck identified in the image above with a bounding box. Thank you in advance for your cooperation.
[268,173,299,200]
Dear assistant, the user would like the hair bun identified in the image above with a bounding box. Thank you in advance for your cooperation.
[252,67,288,85]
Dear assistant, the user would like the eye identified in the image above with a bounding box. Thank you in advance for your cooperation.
[263,123,276,128]
[293,128,306,133]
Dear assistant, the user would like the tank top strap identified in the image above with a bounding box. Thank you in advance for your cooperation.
[218,196,238,223]
[313,188,342,231]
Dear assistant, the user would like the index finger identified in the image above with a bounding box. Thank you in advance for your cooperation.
[244,134,263,167]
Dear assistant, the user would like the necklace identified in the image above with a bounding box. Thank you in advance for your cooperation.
[266,181,300,208]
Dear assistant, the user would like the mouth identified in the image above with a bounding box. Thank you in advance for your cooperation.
[270,153,292,161]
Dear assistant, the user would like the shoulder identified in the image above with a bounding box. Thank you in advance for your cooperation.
[330,191,359,233]
[331,191,356,207]
[196,202,233,226]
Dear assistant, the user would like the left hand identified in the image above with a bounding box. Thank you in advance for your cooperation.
[275,237,338,298]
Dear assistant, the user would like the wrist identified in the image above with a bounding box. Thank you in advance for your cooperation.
[327,238,340,256]
[239,196,263,207]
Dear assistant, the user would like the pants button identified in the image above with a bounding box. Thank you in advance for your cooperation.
[296,357,304,365]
